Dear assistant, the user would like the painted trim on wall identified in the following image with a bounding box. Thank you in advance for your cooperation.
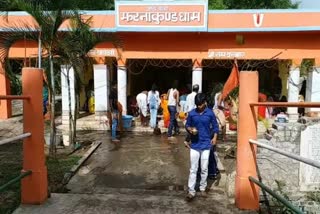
[207,26,320,32]
[115,26,207,32]
[59,27,117,32]
[208,9,320,14]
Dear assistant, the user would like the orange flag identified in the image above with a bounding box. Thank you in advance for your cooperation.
[222,62,239,99]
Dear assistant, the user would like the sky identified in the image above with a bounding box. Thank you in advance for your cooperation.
[297,0,320,8]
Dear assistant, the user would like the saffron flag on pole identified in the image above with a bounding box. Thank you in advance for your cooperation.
[221,62,239,99]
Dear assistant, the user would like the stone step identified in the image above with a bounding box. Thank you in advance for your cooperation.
[14,190,254,214]
[70,185,225,196]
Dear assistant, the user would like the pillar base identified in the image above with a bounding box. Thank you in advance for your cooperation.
[235,176,260,210]
[21,168,48,204]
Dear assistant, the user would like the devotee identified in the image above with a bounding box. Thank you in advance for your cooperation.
[107,83,123,142]
[160,94,170,128]
[136,90,148,126]
[148,84,160,128]
[213,83,224,110]
[167,80,180,138]
[185,93,219,201]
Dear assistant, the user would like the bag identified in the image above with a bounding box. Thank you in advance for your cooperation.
[149,93,158,109]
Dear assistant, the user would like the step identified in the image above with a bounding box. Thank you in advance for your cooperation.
[14,190,254,214]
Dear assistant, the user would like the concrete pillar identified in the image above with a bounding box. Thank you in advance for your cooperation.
[0,62,12,119]
[306,67,320,115]
[61,65,75,124]
[21,68,48,204]
[235,71,259,210]
[118,59,127,115]
[192,59,202,92]
[94,64,109,116]
[287,63,301,120]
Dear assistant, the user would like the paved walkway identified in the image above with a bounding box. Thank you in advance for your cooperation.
[14,132,256,214]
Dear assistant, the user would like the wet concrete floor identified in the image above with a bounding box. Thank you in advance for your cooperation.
[67,132,190,193]
[14,131,256,213]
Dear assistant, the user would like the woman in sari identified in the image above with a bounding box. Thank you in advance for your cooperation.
[160,94,170,128]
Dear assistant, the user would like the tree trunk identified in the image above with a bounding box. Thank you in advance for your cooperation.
[72,93,78,149]
[66,66,74,148]
[49,52,56,157]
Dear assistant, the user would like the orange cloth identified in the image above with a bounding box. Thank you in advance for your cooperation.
[258,93,267,119]
[258,106,266,119]
[222,63,239,99]
[161,94,169,128]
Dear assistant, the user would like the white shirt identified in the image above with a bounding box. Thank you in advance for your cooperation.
[186,91,197,112]
[168,88,178,106]
[136,93,148,116]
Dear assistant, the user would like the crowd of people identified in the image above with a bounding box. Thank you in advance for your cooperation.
[105,75,301,202]
[131,81,226,201]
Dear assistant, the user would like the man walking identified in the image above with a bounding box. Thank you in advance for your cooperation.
[185,93,219,201]
[148,84,160,128]
[136,90,148,126]
[107,83,123,142]
[167,80,180,138]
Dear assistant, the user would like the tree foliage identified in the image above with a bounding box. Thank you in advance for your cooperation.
[0,0,299,11]
[0,0,115,11]
[210,0,299,9]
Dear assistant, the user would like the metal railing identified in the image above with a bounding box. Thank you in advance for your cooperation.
[248,101,320,213]
[0,95,33,193]
[0,133,31,146]
[249,176,303,214]
[0,95,30,100]
[250,139,320,169]
[250,102,320,108]
[0,170,32,192]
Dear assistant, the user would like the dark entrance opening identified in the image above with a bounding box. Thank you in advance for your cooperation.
[127,59,193,96]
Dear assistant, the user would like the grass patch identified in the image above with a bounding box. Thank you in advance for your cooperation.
[47,155,81,193]
[0,142,22,214]
[0,141,81,213]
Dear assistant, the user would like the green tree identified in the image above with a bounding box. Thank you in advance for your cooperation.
[56,15,119,147]
[0,0,120,149]
[0,0,77,155]
[1,0,114,11]
[209,0,227,9]
[208,0,299,9]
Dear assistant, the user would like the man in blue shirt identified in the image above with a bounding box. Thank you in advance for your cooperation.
[185,93,219,201]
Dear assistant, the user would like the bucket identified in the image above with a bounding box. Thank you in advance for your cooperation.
[122,115,133,129]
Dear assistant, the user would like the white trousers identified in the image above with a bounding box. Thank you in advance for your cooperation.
[188,149,210,196]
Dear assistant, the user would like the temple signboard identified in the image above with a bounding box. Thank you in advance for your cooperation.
[208,50,246,59]
[115,1,208,32]
[88,48,118,58]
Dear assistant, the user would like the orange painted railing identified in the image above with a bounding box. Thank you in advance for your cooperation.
[0,95,30,100]
[236,71,320,211]
[0,68,47,205]
[250,102,320,108]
